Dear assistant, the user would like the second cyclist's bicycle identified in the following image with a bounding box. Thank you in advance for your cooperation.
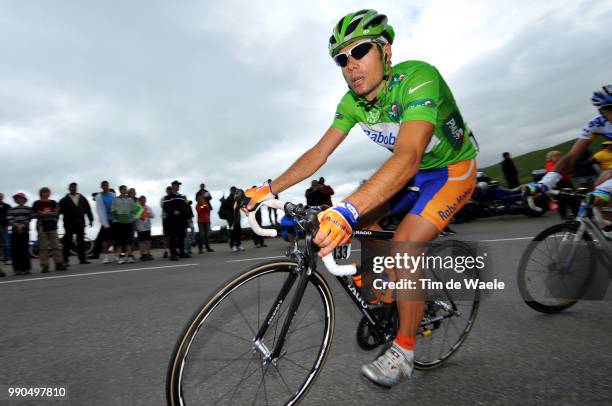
[518,189,612,313]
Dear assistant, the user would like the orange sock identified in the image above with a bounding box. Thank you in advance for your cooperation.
[394,332,416,351]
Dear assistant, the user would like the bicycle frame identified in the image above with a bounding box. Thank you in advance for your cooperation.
[250,227,470,365]
[562,214,612,271]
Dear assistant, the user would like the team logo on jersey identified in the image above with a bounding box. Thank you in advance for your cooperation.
[386,103,403,121]
[335,112,344,120]
[366,108,381,123]
[442,111,466,151]
[406,98,435,109]
[387,74,406,91]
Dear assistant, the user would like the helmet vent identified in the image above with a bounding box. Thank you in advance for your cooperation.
[329,35,336,45]
[365,15,386,29]
[336,18,344,36]
[345,18,362,36]
[354,9,369,18]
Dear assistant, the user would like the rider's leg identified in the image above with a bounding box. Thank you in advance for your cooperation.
[393,214,440,339]
[362,159,476,387]
[594,170,612,221]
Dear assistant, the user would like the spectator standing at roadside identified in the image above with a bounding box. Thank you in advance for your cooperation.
[318,177,335,207]
[161,186,172,258]
[135,196,154,261]
[127,188,138,246]
[591,141,612,171]
[195,184,213,209]
[305,180,324,206]
[501,152,520,188]
[7,193,33,275]
[59,182,93,266]
[220,186,244,252]
[265,179,279,225]
[0,193,11,266]
[96,181,116,264]
[184,197,196,255]
[111,185,138,264]
[32,187,65,273]
[195,195,214,253]
[163,180,190,260]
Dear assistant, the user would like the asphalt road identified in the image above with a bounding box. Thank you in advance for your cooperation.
[1,213,611,405]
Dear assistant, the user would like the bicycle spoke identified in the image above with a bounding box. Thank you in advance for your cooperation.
[207,325,253,344]
[194,347,253,379]
[230,294,257,337]
[281,355,311,372]
[227,353,258,405]
[251,363,270,406]
[286,317,324,343]
[210,360,261,405]
[286,297,319,338]
[261,363,270,406]
[273,364,294,396]
[284,343,323,356]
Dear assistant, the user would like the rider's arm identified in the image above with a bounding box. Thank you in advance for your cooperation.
[344,120,433,214]
[551,138,592,175]
[269,126,347,195]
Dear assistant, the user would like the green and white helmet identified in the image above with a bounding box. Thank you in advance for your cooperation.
[328,9,395,57]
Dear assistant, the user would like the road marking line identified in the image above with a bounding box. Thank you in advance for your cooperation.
[227,255,285,263]
[0,263,199,285]
[479,237,532,242]
[226,249,363,263]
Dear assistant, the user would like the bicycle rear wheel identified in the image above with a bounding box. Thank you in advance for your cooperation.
[517,222,596,313]
[414,240,480,370]
[166,260,335,406]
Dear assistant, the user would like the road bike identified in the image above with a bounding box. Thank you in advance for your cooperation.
[167,195,480,405]
[518,190,612,313]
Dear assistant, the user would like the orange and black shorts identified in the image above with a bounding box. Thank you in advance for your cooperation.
[387,159,477,231]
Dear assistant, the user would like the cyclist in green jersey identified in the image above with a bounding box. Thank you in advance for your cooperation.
[245,9,478,386]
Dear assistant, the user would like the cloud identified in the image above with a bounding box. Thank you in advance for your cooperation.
[0,0,610,233]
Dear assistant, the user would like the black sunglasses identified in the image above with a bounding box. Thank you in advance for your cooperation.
[333,41,374,67]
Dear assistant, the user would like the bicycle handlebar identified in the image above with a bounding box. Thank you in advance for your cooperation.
[245,198,357,276]
[523,187,612,227]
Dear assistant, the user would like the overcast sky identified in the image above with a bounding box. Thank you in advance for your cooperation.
[1,0,611,232]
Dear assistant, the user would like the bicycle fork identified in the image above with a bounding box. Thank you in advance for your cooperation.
[252,267,311,366]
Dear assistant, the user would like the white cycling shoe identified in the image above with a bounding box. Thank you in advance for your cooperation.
[361,343,413,387]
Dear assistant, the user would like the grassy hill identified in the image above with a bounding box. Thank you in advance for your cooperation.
[480,138,605,184]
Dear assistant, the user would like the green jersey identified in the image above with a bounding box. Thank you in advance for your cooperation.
[331,60,477,170]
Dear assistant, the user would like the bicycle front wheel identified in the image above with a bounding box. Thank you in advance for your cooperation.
[517,222,596,313]
[167,260,335,406]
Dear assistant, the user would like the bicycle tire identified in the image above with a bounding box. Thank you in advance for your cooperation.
[29,243,40,259]
[517,222,596,313]
[414,240,480,370]
[166,260,335,406]
[69,237,94,256]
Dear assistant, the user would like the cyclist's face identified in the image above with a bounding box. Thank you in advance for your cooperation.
[600,107,612,121]
[340,41,390,101]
